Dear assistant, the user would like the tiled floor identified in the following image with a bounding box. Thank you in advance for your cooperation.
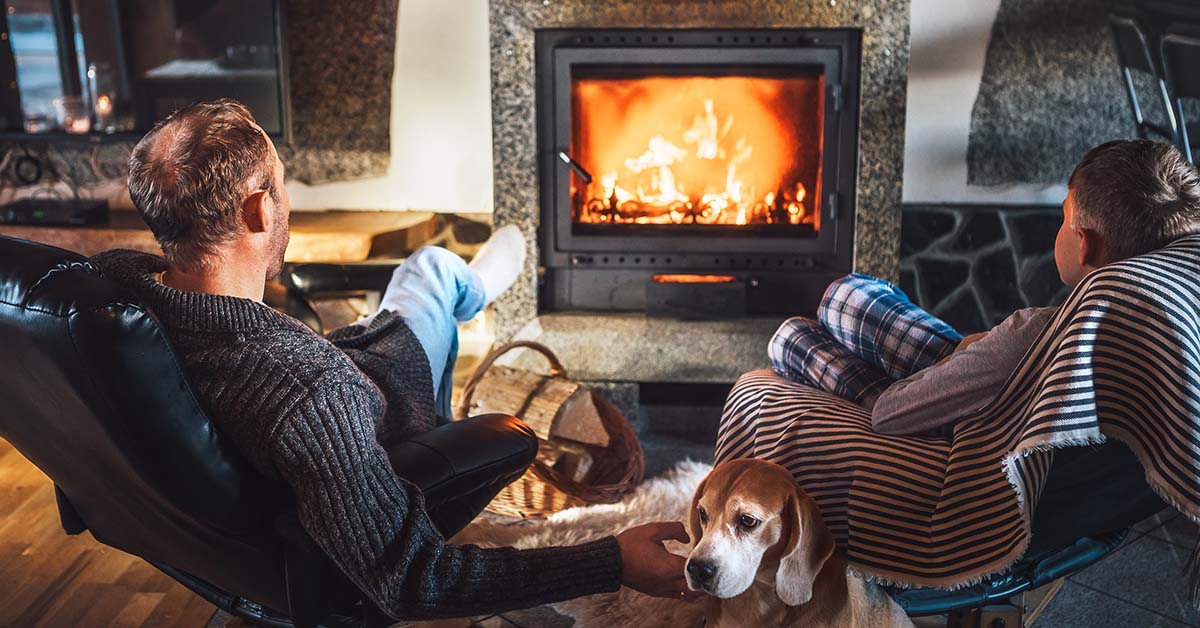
[1033,509,1200,628]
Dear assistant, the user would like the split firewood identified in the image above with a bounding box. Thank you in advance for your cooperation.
[464,364,610,447]
[541,439,595,483]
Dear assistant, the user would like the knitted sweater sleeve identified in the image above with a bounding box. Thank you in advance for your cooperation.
[325,311,438,443]
[270,379,623,621]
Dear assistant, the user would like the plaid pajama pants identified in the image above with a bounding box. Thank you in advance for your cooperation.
[768,274,964,408]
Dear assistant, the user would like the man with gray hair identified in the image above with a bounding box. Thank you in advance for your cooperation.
[94,99,695,621]
[768,139,1200,436]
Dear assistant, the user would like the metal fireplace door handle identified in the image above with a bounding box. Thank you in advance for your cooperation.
[557,151,593,184]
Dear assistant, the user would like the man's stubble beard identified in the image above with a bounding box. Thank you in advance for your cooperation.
[265,219,289,280]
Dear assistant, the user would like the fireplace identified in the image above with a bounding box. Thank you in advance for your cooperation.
[536,29,862,315]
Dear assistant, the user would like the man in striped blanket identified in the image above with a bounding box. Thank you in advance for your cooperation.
[768,139,1200,438]
[717,139,1200,588]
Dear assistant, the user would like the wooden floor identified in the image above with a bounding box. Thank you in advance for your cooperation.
[0,437,217,628]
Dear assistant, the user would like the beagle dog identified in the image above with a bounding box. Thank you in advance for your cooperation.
[686,458,913,628]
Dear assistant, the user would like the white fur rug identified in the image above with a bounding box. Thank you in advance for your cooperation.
[453,461,712,628]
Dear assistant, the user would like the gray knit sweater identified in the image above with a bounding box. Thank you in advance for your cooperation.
[93,250,622,620]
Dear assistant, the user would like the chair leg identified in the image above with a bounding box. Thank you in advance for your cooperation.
[362,603,394,628]
[1023,579,1066,625]
[947,594,1026,628]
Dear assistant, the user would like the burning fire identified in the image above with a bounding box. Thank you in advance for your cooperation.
[571,75,822,229]
[652,274,737,283]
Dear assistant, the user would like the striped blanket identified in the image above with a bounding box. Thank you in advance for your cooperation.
[717,234,1200,588]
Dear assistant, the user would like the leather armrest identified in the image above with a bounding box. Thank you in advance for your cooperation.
[280,260,404,296]
[385,414,538,513]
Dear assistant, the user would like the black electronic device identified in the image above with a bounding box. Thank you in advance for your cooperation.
[0,198,109,226]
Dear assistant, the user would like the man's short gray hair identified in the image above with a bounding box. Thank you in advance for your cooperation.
[1069,139,1200,263]
[127,99,277,272]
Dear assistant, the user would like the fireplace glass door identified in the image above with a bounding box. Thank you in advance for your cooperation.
[570,68,825,239]
[549,46,845,257]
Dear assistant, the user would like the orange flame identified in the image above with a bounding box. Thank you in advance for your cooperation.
[571,74,823,229]
[652,274,738,283]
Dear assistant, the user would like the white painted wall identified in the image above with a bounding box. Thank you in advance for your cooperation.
[286,0,494,213]
[902,0,1069,205]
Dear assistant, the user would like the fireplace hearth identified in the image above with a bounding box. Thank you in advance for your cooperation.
[537,29,861,315]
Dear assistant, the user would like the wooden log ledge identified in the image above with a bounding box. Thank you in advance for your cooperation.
[0,210,439,262]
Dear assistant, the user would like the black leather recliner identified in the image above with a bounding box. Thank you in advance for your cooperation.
[0,235,539,627]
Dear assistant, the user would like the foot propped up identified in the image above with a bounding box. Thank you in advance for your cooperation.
[469,224,527,305]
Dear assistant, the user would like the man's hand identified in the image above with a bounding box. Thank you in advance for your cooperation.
[957,331,988,351]
[931,331,989,367]
[616,521,701,601]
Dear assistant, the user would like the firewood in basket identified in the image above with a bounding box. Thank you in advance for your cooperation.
[541,439,595,483]
[466,364,611,447]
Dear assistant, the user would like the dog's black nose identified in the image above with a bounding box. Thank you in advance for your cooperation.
[687,560,717,585]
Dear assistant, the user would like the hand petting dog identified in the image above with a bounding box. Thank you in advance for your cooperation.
[617,521,705,601]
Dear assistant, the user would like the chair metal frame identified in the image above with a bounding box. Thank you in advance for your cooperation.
[1108,14,1180,143]
[1161,31,1200,163]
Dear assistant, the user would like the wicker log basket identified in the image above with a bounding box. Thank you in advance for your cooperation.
[455,341,644,518]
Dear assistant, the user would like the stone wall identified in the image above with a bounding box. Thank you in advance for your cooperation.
[899,204,1067,333]
[277,1,397,183]
[966,0,1133,185]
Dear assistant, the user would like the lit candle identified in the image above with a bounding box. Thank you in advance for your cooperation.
[95,94,114,132]
[56,95,89,133]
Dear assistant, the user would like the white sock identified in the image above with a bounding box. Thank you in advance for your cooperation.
[469,224,527,305]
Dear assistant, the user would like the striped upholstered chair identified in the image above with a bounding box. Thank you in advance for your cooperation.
[716,235,1200,621]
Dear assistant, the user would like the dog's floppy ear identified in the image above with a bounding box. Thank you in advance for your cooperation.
[775,490,836,606]
[688,476,709,545]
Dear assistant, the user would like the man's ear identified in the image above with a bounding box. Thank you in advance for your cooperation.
[242,189,271,234]
[1077,226,1105,269]
[687,477,708,546]
[775,491,835,606]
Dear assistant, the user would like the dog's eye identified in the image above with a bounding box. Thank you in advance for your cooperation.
[698,507,708,525]
[738,514,760,529]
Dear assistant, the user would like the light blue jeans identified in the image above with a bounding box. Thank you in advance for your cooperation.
[374,246,486,418]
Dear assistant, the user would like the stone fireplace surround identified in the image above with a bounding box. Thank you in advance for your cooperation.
[489,0,912,386]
